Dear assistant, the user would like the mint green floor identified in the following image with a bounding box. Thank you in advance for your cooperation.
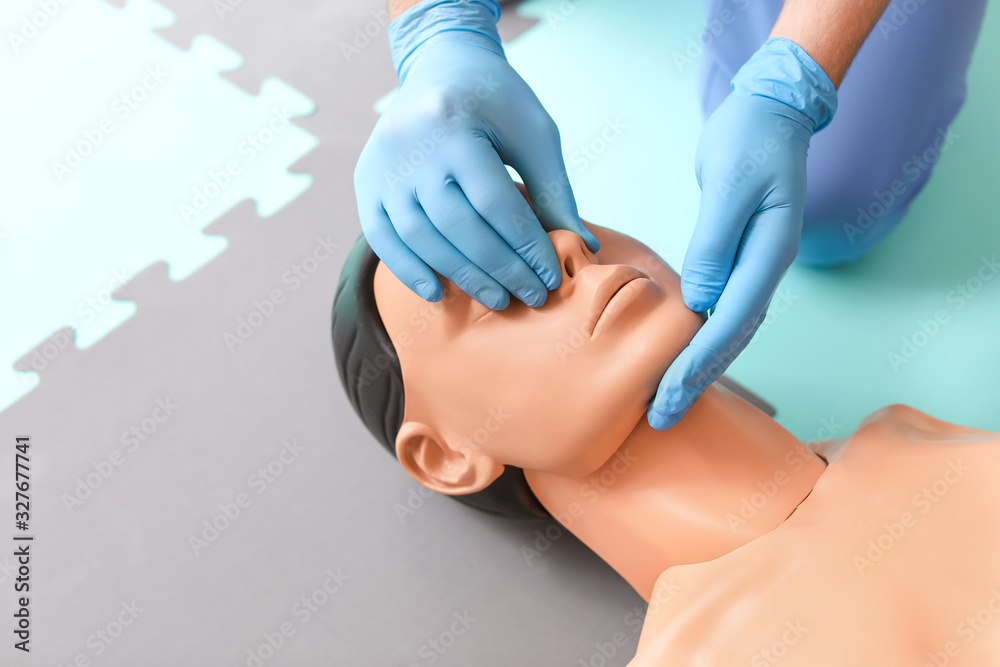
[505,0,1000,438]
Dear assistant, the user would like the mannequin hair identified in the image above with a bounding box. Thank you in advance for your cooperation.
[331,232,550,520]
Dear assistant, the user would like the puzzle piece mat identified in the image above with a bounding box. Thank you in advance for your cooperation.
[0,0,317,412]
[0,0,997,665]
[2,2,648,666]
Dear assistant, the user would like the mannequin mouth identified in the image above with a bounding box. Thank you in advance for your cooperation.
[589,267,649,338]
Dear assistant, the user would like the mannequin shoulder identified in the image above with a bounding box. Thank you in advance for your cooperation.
[854,404,998,442]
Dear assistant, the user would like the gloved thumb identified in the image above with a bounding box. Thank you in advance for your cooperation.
[506,117,600,253]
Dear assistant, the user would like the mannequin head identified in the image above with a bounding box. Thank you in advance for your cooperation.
[376,225,703,479]
[333,231,548,518]
[332,222,704,517]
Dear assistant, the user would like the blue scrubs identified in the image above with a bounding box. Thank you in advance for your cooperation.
[698,0,989,265]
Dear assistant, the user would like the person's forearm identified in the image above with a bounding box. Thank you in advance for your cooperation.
[390,0,428,21]
[769,0,891,87]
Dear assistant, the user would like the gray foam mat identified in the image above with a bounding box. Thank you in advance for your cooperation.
[0,2,645,665]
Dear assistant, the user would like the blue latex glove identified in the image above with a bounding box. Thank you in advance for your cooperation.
[648,38,838,430]
[354,0,598,309]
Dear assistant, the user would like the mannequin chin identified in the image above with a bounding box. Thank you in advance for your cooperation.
[340,197,1000,665]
[372,218,828,598]
[373,222,705,480]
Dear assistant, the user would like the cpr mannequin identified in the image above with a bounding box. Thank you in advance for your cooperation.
[333,193,1000,665]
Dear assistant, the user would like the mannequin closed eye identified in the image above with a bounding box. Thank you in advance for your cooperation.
[445,229,665,332]
[371,223,705,481]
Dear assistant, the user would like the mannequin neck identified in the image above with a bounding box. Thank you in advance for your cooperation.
[523,384,827,601]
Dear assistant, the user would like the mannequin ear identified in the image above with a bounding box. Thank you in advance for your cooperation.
[395,421,504,496]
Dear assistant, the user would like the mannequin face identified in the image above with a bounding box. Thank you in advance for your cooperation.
[373,224,704,488]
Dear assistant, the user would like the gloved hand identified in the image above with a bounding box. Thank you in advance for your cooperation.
[648,38,838,430]
[355,0,598,310]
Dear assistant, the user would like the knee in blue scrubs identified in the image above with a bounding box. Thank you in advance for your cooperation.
[698,0,988,266]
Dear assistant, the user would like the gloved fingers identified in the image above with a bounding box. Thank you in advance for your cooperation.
[381,196,509,309]
[359,199,443,302]
[680,176,760,314]
[648,206,799,429]
[502,113,600,253]
[417,177,550,308]
[454,142,563,292]
[646,341,742,431]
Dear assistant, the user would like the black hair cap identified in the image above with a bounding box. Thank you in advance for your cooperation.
[331,233,550,520]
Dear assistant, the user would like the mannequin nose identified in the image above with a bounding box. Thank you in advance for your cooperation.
[549,229,596,285]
